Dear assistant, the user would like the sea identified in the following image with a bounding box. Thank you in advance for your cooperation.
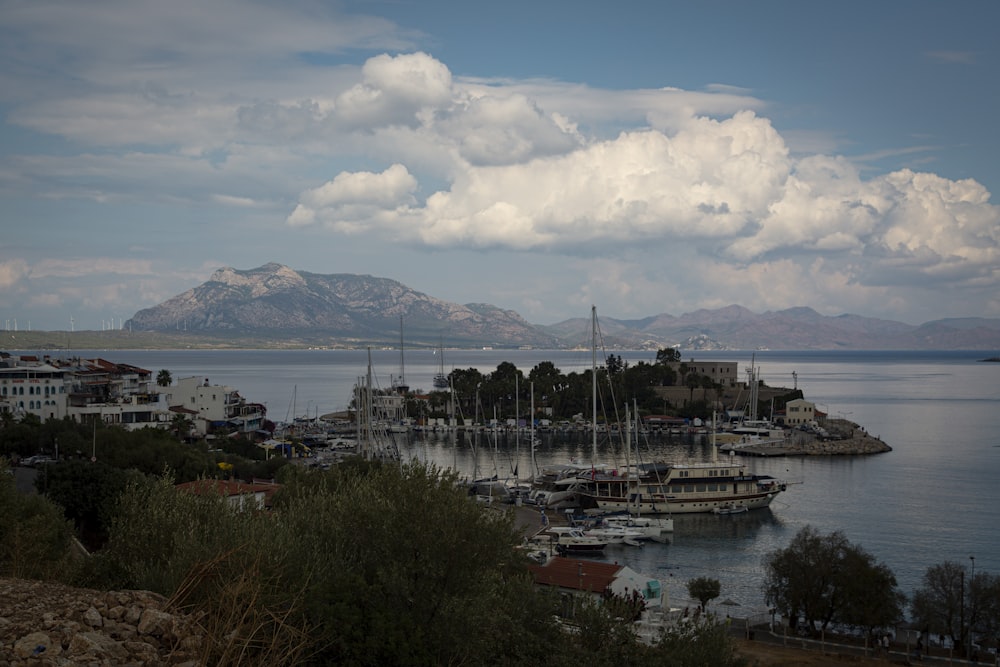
[32,347,1000,615]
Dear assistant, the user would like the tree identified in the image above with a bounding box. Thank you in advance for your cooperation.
[837,543,905,641]
[763,525,903,635]
[606,354,626,376]
[170,413,194,439]
[970,570,1000,652]
[40,460,140,550]
[0,460,76,580]
[909,560,1000,655]
[687,576,721,611]
[156,369,172,387]
[686,373,701,406]
[650,616,750,667]
[655,348,681,364]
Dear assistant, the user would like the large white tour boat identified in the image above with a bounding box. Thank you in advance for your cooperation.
[574,458,787,515]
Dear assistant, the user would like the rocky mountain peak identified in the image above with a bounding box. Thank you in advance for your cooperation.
[210,263,307,298]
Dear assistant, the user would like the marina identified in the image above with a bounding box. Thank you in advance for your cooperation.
[34,347,1000,614]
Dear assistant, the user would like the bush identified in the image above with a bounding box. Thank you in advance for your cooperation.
[0,459,76,580]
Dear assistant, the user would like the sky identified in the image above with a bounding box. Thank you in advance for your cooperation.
[2,0,999,331]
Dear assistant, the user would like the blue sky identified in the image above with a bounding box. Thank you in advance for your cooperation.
[2,0,999,331]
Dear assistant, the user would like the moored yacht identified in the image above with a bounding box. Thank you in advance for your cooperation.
[545,526,609,554]
[574,459,786,515]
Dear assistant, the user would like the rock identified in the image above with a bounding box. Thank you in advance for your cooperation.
[83,605,104,627]
[68,631,128,662]
[12,632,59,659]
[137,607,175,638]
[0,578,199,665]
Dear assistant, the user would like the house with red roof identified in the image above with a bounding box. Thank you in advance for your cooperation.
[527,556,664,612]
[176,478,280,511]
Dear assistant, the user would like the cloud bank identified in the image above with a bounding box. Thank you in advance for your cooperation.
[2,1,999,327]
[285,53,1000,296]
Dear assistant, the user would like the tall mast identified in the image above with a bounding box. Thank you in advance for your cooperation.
[515,373,520,482]
[530,381,537,478]
[592,305,598,464]
[399,315,405,390]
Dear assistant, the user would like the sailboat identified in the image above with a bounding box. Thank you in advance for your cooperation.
[353,348,402,462]
[526,305,611,510]
[433,337,448,389]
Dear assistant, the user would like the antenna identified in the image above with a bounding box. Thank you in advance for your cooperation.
[792,370,798,390]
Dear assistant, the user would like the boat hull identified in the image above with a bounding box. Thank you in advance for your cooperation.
[587,489,780,515]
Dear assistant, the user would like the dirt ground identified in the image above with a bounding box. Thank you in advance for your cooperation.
[733,638,899,666]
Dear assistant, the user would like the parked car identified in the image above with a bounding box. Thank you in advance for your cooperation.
[22,455,56,467]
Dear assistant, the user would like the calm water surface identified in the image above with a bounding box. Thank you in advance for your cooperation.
[51,348,1000,613]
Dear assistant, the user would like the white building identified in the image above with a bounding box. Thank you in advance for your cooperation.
[783,398,816,426]
[0,359,69,421]
[64,357,169,430]
[170,376,266,436]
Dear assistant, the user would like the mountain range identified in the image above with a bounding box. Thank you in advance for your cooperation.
[126,263,1000,350]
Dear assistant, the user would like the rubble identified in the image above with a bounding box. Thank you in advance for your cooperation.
[0,578,202,666]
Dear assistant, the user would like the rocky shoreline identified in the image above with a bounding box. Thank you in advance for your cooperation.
[726,419,892,457]
[0,578,201,666]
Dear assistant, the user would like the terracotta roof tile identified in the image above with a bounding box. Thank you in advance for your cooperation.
[527,556,623,593]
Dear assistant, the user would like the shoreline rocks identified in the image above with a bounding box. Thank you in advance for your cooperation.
[731,419,892,457]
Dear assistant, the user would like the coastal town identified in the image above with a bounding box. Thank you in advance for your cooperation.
[0,349,889,459]
[2,348,922,666]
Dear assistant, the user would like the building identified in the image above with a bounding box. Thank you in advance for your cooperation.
[527,556,664,615]
[665,359,740,388]
[0,353,169,429]
[175,478,280,511]
[782,398,816,426]
[0,352,269,440]
[0,357,69,421]
[64,357,169,429]
[170,376,267,437]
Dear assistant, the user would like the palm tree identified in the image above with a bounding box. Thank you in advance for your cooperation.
[171,413,193,439]
[156,369,172,387]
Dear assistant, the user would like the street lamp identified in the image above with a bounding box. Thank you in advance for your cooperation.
[969,556,976,657]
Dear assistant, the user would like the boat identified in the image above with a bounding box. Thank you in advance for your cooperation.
[575,452,786,515]
[574,354,787,515]
[527,462,607,509]
[545,527,608,554]
[602,513,674,537]
[581,523,647,545]
[352,348,402,462]
[712,503,749,515]
[432,338,449,389]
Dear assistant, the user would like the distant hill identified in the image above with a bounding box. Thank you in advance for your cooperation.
[125,263,1000,350]
[545,307,1000,350]
[127,263,562,348]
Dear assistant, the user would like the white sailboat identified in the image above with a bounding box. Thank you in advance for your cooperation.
[354,348,402,462]
[433,337,448,389]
